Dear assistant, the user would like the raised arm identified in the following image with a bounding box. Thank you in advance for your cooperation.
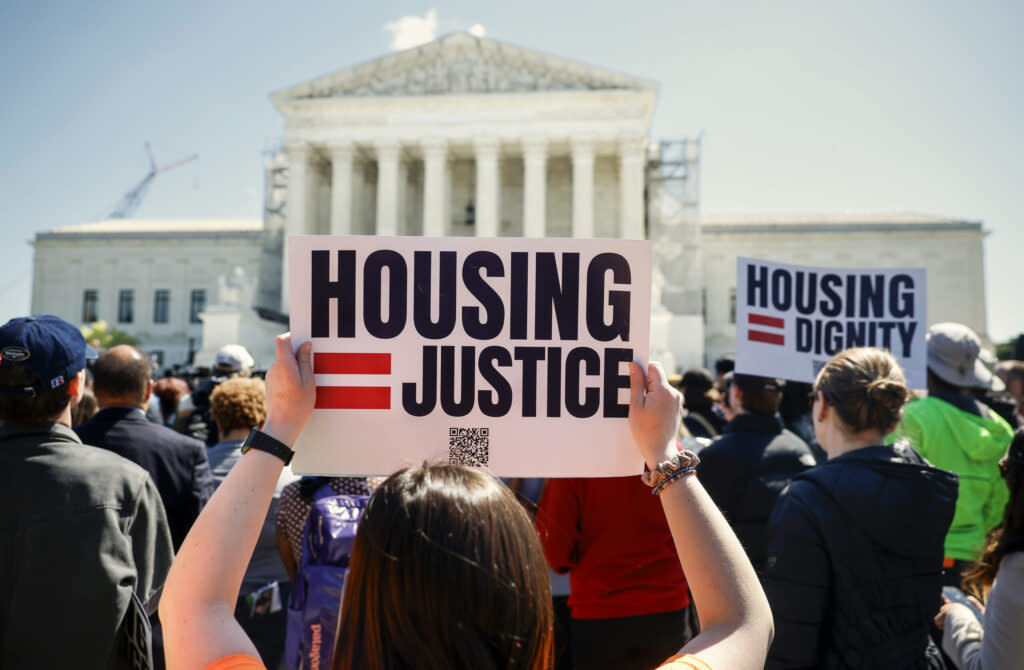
[629,361,774,670]
[159,334,316,670]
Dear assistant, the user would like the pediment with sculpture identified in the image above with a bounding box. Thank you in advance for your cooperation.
[273,33,655,101]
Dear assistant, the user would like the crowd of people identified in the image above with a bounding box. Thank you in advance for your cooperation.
[2,312,1023,669]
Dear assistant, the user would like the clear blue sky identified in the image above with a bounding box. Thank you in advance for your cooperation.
[1,1,1021,342]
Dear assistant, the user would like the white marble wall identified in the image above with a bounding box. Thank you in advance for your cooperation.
[32,226,263,367]
[701,224,990,366]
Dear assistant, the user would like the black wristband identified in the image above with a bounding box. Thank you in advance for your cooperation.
[240,428,294,465]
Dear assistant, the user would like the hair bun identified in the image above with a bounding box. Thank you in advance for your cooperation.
[865,378,908,411]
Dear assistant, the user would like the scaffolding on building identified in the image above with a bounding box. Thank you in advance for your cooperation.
[646,136,703,318]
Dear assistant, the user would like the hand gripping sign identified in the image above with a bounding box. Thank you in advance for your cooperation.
[735,257,927,388]
[289,236,652,477]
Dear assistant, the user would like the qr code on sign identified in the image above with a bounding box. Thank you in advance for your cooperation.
[449,427,489,468]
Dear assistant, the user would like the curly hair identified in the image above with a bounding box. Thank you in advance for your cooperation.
[208,377,266,434]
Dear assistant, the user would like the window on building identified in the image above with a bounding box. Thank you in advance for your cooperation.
[118,290,134,324]
[729,288,736,325]
[189,289,206,324]
[82,289,98,323]
[153,290,170,324]
[150,350,164,367]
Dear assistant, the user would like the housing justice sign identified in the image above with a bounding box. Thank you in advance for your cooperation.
[288,235,652,477]
[735,257,927,388]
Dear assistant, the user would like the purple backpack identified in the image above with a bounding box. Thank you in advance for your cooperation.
[284,488,368,670]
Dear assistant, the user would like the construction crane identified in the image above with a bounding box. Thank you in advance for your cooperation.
[109,142,198,219]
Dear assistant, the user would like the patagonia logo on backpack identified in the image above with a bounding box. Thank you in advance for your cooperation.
[285,491,369,670]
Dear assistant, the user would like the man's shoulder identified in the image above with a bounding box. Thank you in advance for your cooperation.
[904,395,955,417]
[90,408,207,454]
[2,435,153,514]
[145,419,207,450]
[54,438,151,481]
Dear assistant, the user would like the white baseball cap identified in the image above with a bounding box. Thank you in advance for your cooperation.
[214,344,254,372]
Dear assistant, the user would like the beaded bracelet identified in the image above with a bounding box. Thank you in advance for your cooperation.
[641,449,701,489]
[650,465,697,495]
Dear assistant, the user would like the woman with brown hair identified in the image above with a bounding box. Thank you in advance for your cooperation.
[158,334,773,670]
[936,427,1024,668]
[762,347,959,669]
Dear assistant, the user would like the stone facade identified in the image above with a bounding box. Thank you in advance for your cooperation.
[701,213,991,365]
[263,32,658,314]
[31,220,264,367]
[28,35,993,374]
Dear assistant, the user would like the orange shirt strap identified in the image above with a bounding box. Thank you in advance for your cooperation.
[657,654,713,670]
[204,654,266,670]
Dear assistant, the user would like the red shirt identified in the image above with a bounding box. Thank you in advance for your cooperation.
[535,476,690,619]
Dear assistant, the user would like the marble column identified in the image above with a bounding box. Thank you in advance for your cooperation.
[522,136,547,238]
[571,136,595,238]
[328,140,354,236]
[375,139,401,236]
[619,136,647,240]
[422,138,447,236]
[474,137,500,237]
[281,141,309,313]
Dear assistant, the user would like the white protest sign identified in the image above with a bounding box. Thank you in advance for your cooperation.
[735,257,927,388]
[288,235,652,477]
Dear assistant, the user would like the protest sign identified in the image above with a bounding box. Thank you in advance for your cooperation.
[735,257,927,388]
[288,235,652,477]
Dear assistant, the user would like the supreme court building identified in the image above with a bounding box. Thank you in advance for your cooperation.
[31,33,992,373]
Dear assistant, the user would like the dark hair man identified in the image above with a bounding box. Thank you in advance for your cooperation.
[670,368,725,438]
[0,315,173,667]
[76,344,215,551]
[714,354,735,387]
[695,373,818,573]
[887,322,1014,585]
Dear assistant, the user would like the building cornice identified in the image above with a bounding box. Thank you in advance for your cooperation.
[702,222,983,235]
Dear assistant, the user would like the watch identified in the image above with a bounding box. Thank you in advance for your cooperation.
[240,428,294,465]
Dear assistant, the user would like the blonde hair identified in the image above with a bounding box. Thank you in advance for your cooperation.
[815,347,911,434]
[209,377,266,433]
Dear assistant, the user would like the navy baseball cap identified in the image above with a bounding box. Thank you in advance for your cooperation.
[0,315,98,396]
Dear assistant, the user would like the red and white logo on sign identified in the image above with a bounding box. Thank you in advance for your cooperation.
[314,352,391,409]
[746,313,785,346]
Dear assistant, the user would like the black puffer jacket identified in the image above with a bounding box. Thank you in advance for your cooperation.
[695,413,818,572]
[763,442,958,669]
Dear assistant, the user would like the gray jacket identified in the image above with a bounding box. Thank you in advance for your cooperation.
[0,422,174,669]
[943,552,1024,670]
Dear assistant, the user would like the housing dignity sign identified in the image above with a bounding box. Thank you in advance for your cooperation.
[735,257,927,388]
[288,235,652,477]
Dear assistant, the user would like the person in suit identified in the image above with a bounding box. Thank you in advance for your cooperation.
[76,344,216,551]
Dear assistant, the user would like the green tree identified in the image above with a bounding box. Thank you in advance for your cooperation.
[996,337,1019,361]
[80,320,140,350]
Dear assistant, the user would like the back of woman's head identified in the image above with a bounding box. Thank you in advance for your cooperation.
[964,428,1024,599]
[333,464,553,670]
[815,347,911,434]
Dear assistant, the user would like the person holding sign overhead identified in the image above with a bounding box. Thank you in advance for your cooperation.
[762,347,958,669]
[157,333,773,670]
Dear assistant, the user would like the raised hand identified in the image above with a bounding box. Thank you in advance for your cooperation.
[262,333,316,447]
[628,360,683,469]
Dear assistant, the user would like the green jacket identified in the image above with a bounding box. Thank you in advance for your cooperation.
[886,394,1013,561]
